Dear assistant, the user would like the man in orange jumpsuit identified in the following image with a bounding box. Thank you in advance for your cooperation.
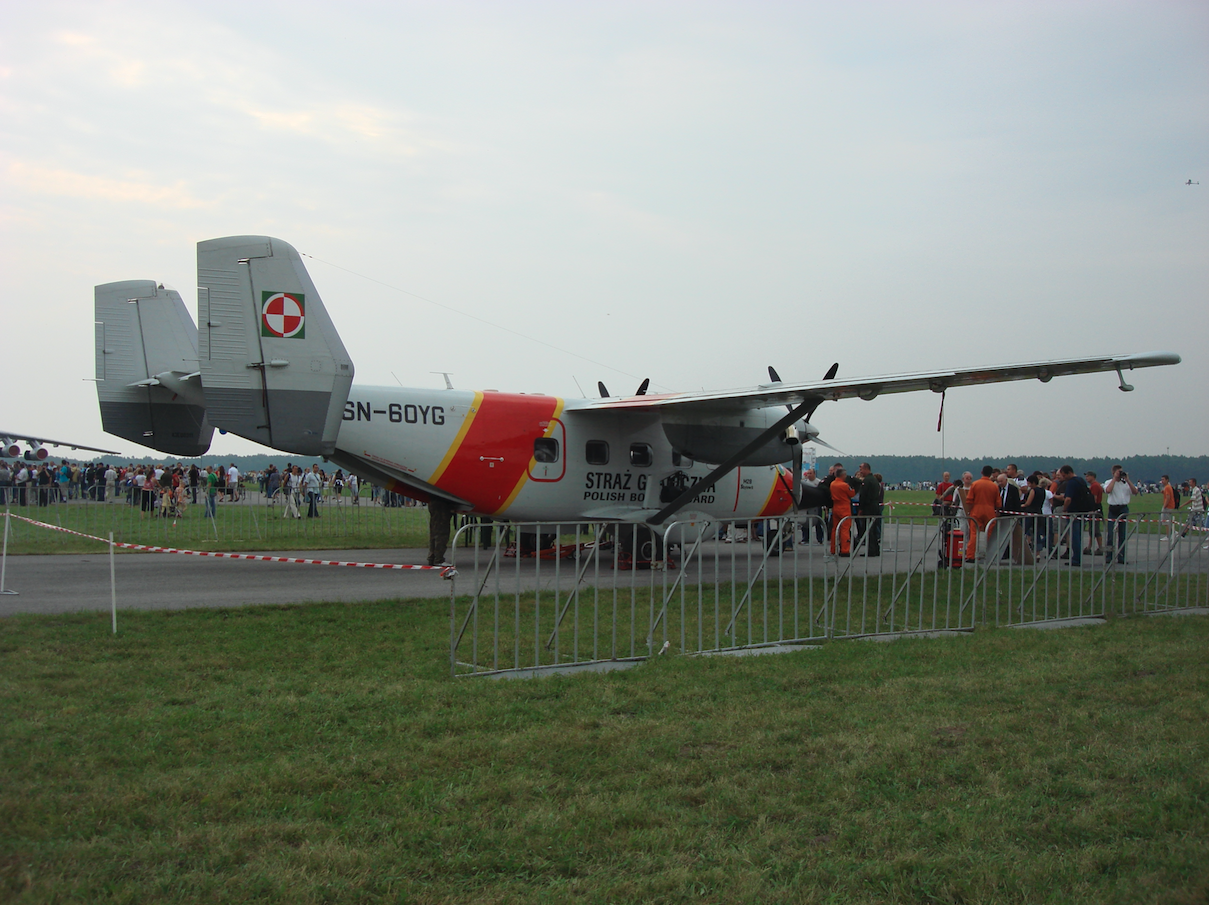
[830,466,856,556]
[964,465,1000,563]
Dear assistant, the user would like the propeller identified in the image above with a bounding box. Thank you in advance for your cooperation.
[597,381,610,398]
[635,378,649,396]
[767,362,841,508]
[788,428,803,506]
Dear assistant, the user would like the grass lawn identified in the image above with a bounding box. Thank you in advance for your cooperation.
[2,601,1207,903]
[2,499,433,555]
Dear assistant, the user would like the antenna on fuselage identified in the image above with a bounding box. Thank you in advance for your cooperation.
[431,371,454,390]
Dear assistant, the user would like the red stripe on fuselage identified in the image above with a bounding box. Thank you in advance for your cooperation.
[758,465,795,517]
[432,393,561,514]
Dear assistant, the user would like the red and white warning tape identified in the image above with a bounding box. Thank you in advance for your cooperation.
[8,514,456,577]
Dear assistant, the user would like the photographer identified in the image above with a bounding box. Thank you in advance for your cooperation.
[1103,464,1136,565]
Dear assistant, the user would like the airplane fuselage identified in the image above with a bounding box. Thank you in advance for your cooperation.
[334,386,795,523]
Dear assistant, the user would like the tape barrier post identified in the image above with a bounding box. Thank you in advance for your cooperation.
[109,531,117,635]
[1,510,16,595]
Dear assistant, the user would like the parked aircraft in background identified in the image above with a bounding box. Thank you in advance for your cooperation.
[1,431,118,461]
[93,236,1180,531]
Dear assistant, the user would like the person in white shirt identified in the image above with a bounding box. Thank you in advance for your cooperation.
[282,466,302,519]
[15,466,30,506]
[1102,464,1136,564]
[304,465,322,518]
[227,464,240,502]
[1187,478,1204,531]
[800,468,824,544]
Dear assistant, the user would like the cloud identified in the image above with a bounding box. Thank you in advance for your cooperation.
[231,99,454,160]
[5,160,213,209]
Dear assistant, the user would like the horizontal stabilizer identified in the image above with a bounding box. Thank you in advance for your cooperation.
[95,280,213,457]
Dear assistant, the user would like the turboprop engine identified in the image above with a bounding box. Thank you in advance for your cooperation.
[660,408,817,466]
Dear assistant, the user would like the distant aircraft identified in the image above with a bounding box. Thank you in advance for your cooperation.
[0,431,119,461]
[1187,179,1200,185]
[93,236,1181,532]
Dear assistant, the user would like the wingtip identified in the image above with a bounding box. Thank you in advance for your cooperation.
[1122,351,1181,367]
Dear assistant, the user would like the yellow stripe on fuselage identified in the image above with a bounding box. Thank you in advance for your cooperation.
[428,390,485,485]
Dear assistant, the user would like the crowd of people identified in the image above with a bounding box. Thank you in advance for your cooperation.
[932,464,1207,565]
[3,456,1203,568]
[0,459,417,520]
[721,461,888,559]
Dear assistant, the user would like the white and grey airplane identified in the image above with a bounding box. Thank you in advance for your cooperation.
[94,235,1180,528]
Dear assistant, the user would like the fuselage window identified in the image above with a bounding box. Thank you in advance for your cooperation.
[533,437,560,463]
[585,440,609,465]
[672,451,694,468]
[629,443,653,468]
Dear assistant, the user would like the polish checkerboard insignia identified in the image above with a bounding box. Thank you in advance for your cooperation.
[261,292,306,339]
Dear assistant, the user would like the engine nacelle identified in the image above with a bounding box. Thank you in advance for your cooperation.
[24,444,48,461]
[1,438,21,458]
[661,408,814,466]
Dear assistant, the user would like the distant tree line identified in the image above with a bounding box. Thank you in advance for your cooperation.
[826,455,1209,485]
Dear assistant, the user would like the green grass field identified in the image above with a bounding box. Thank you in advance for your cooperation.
[2,600,1206,903]
[2,496,433,555]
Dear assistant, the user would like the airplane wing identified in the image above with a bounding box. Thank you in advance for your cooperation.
[0,431,121,456]
[581,351,1180,413]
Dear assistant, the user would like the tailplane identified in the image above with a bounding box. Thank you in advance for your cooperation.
[94,280,213,457]
[197,236,354,456]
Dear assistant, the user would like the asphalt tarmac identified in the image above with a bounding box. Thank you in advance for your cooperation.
[3,523,1204,617]
[0,548,450,616]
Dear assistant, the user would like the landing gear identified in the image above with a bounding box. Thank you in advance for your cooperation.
[609,524,674,570]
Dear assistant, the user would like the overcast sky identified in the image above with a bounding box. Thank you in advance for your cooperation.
[2,0,1206,461]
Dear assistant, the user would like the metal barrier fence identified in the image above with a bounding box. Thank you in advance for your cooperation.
[448,513,1209,677]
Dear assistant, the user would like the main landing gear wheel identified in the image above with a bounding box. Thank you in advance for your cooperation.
[609,525,672,570]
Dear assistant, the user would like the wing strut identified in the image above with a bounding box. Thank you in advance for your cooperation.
[649,398,816,525]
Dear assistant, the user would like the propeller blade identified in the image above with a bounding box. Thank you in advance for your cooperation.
[799,363,840,422]
[767,366,797,414]
[635,378,649,396]
[814,436,846,454]
[791,442,804,507]
[597,381,610,398]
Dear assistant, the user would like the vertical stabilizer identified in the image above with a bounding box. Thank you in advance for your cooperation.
[197,236,354,456]
[95,281,213,457]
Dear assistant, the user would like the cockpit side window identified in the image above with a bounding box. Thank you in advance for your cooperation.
[533,437,560,463]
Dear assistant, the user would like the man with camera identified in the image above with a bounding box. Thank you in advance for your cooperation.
[1103,464,1136,565]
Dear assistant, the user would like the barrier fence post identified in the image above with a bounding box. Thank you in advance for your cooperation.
[1,510,16,595]
[109,530,117,634]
